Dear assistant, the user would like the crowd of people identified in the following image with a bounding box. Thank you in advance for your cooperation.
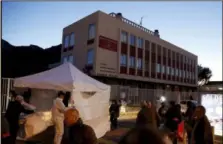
[110,99,214,144]
[1,90,215,144]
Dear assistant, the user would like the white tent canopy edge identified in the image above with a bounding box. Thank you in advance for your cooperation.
[14,62,110,92]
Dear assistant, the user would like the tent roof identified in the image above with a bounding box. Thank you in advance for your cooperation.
[14,62,110,92]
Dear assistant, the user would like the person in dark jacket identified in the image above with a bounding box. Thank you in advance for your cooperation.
[23,88,31,103]
[165,102,182,144]
[190,105,213,144]
[1,115,10,144]
[5,92,34,144]
[64,108,97,144]
[63,92,71,107]
[184,101,195,143]
[136,102,159,129]
[158,102,166,123]
[109,100,120,130]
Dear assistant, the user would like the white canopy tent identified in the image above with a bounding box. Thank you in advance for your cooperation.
[14,62,111,139]
[14,62,109,92]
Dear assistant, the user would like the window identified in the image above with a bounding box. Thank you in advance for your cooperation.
[137,37,143,48]
[179,70,181,77]
[145,61,149,71]
[156,64,161,73]
[130,34,136,46]
[167,66,170,75]
[121,31,128,43]
[176,69,178,76]
[183,71,185,78]
[63,56,68,63]
[129,56,135,68]
[64,35,69,48]
[87,49,94,65]
[120,54,127,66]
[137,58,142,69]
[68,55,74,64]
[88,24,95,40]
[69,33,75,46]
[171,68,174,76]
[162,65,165,73]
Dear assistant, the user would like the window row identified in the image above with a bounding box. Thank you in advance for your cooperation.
[156,64,196,79]
[121,30,196,65]
[62,49,94,66]
[120,55,142,69]
[121,31,143,48]
[63,24,96,48]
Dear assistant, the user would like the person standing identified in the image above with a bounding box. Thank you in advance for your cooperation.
[158,102,166,123]
[5,92,34,144]
[109,100,120,130]
[51,91,68,144]
[190,106,213,144]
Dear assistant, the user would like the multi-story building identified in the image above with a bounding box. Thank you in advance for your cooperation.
[61,11,198,92]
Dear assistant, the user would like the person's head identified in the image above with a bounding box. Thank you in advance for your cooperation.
[111,100,117,105]
[16,95,24,103]
[64,108,80,126]
[119,126,166,144]
[193,105,206,120]
[10,90,17,99]
[175,104,181,112]
[141,100,148,108]
[147,101,152,108]
[161,102,165,107]
[169,101,175,107]
[58,91,65,100]
[187,101,192,108]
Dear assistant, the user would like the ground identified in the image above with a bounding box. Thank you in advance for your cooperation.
[16,119,135,144]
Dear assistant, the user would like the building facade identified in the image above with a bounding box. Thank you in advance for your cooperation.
[61,11,198,92]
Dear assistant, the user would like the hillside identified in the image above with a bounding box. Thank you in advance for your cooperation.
[2,39,62,78]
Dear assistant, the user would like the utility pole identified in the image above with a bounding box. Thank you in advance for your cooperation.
[140,16,147,26]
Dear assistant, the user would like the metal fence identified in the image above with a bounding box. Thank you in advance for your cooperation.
[110,85,200,106]
[1,78,14,113]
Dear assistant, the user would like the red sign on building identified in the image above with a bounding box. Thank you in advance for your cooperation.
[99,36,118,52]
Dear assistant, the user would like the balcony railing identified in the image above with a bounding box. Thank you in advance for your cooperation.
[109,12,155,36]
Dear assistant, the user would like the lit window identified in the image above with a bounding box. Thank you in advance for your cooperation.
[137,58,142,69]
[137,37,143,48]
[156,64,161,73]
[121,31,128,43]
[64,35,69,48]
[129,56,135,68]
[69,33,75,46]
[120,54,127,66]
[171,68,174,76]
[88,24,95,40]
[130,34,136,46]
[68,55,74,64]
[162,65,165,74]
[87,49,94,65]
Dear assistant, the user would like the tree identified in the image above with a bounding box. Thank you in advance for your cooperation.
[198,65,212,86]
